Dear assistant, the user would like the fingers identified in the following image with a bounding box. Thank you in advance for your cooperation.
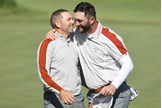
[45,29,57,40]
[100,88,113,96]
[52,29,56,33]
[99,84,117,96]
[63,92,74,104]
[62,94,74,104]
[59,90,75,104]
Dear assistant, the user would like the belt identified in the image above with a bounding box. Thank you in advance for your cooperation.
[74,93,82,97]
[90,82,126,93]
[90,87,103,93]
[90,83,111,93]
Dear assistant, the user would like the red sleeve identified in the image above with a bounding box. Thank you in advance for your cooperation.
[38,39,63,92]
[102,27,127,55]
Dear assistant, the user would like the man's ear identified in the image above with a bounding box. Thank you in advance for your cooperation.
[55,21,61,28]
[90,16,95,24]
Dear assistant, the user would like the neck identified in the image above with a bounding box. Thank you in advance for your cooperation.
[56,29,69,39]
[87,20,98,35]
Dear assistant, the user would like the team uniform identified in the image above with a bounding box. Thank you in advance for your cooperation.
[74,21,133,108]
[37,32,84,108]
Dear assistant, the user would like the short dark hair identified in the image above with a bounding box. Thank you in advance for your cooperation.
[50,9,68,28]
[73,2,96,19]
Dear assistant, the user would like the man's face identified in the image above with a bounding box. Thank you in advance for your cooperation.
[60,12,74,34]
[74,12,91,33]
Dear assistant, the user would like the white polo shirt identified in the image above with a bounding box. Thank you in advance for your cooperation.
[74,21,133,89]
[37,32,81,95]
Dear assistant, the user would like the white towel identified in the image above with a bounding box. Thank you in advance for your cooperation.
[92,93,113,108]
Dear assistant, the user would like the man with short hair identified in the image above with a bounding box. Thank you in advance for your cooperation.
[37,9,84,108]
[73,2,133,108]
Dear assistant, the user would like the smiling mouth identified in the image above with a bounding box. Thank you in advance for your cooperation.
[77,26,82,30]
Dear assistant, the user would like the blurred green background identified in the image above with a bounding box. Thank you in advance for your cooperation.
[0,0,160,108]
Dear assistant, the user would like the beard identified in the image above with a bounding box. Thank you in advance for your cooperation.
[77,22,91,33]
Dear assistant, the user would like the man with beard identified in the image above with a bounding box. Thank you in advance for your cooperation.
[46,2,134,108]
[37,9,84,108]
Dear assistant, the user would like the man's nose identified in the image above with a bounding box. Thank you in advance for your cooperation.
[75,21,80,27]
[71,19,74,24]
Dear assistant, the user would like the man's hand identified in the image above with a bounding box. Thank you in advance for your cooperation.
[59,90,75,104]
[99,84,117,96]
[45,29,56,40]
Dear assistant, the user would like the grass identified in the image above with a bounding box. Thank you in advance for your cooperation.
[0,0,160,108]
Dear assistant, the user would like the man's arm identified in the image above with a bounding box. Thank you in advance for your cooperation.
[100,54,133,96]
[111,53,133,88]
[37,39,74,104]
[45,29,57,40]
[38,39,63,92]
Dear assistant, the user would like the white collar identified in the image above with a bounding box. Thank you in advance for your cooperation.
[87,20,102,39]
